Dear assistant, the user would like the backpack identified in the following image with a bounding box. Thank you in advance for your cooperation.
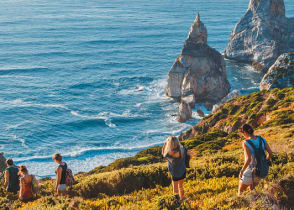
[246,137,270,178]
[65,168,74,186]
[184,147,191,168]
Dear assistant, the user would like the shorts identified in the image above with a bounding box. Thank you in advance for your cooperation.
[240,167,260,185]
[58,184,66,191]
[172,171,186,181]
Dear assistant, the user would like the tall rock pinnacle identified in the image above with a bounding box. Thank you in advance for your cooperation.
[166,13,231,122]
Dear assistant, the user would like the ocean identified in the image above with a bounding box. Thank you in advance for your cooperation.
[0,0,293,177]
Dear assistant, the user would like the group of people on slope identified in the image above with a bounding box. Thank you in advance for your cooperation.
[2,153,71,202]
[3,123,273,203]
[162,123,273,202]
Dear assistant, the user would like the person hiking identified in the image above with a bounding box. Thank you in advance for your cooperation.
[162,136,190,202]
[18,165,39,202]
[4,158,19,194]
[53,153,68,196]
[238,124,273,195]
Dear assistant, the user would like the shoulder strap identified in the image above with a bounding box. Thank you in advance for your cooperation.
[257,136,266,151]
[246,140,257,154]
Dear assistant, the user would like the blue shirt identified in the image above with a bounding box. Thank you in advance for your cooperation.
[245,136,267,156]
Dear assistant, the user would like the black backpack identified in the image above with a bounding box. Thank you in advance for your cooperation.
[184,147,190,168]
[246,137,270,178]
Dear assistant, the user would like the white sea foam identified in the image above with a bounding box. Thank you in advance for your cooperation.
[0,65,47,71]
[5,98,68,110]
[5,120,30,130]
[10,134,28,148]
[70,110,117,127]
[14,141,163,163]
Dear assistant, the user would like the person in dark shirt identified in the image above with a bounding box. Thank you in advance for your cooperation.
[162,136,190,202]
[4,158,19,194]
[52,153,67,196]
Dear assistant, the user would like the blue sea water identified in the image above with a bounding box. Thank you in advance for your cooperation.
[0,0,293,177]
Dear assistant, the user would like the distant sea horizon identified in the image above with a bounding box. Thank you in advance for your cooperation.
[0,0,293,178]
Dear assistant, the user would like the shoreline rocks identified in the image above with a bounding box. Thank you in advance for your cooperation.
[260,53,294,90]
[225,0,294,72]
[166,13,231,122]
[178,102,192,123]
[212,89,241,113]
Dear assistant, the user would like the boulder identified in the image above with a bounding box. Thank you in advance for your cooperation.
[225,0,294,72]
[197,109,205,118]
[0,153,6,173]
[178,102,192,123]
[212,90,241,113]
[166,13,231,112]
[260,53,294,90]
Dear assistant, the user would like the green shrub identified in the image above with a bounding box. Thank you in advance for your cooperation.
[73,165,170,198]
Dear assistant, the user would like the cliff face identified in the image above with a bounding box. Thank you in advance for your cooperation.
[260,53,294,90]
[225,0,294,72]
[166,13,231,118]
[182,87,294,139]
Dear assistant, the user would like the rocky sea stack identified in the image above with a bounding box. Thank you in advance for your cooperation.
[166,13,231,122]
[260,52,294,90]
[225,0,294,72]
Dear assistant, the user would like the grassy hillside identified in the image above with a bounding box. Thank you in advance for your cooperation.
[0,88,293,209]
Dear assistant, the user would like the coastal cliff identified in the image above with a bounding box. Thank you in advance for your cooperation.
[1,88,293,209]
[225,0,294,72]
[166,13,230,122]
[260,52,294,90]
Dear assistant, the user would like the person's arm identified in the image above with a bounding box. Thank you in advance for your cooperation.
[55,167,62,192]
[33,175,39,186]
[239,141,251,180]
[4,170,9,189]
[19,178,24,199]
[162,142,166,156]
[265,142,273,160]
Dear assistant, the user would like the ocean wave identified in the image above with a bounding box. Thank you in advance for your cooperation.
[5,120,31,130]
[2,98,68,110]
[83,39,136,45]
[70,111,116,128]
[10,134,28,148]
[0,65,48,74]
[13,142,163,163]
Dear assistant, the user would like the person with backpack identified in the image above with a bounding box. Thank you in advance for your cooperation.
[18,165,39,202]
[162,136,191,202]
[53,153,74,196]
[238,124,273,196]
[4,158,19,194]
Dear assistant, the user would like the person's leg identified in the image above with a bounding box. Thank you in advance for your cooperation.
[178,179,185,201]
[238,181,249,196]
[172,180,179,194]
[57,185,66,196]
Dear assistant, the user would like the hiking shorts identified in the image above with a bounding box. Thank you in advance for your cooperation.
[172,171,186,181]
[58,184,66,191]
[240,167,260,185]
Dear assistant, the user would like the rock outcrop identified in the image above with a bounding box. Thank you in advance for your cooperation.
[260,53,294,90]
[225,0,294,72]
[212,89,241,113]
[0,153,6,173]
[178,102,192,123]
[166,13,231,115]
